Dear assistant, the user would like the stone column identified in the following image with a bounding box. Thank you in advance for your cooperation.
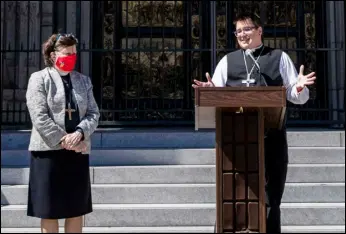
[64,1,91,77]
[1,1,54,124]
[80,1,91,77]
[326,1,345,128]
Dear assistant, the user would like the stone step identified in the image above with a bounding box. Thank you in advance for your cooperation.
[1,227,214,233]
[1,226,345,233]
[1,164,345,185]
[2,147,345,167]
[281,226,346,233]
[1,129,344,150]
[1,203,345,228]
[1,183,344,205]
[0,227,214,233]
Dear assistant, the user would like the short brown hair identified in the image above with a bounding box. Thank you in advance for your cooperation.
[233,12,262,28]
[42,33,78,67]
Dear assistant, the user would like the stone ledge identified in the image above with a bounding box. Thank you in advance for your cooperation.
[1,129,345,150]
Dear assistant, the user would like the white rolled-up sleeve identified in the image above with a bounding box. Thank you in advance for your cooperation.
[280,52,310,104]
[211,55,228,87]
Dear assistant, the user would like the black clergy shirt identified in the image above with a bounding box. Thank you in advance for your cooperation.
[211,44,310,105]
[61,74,83,135]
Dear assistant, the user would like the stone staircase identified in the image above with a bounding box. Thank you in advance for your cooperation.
[1,128,345,233]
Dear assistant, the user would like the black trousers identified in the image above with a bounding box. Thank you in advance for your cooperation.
[264,128,289,233]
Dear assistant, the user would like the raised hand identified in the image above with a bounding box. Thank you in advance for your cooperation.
[296,65,316,90]
[192,72,215,88]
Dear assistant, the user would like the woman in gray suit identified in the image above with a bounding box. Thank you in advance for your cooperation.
[25,33,100,233]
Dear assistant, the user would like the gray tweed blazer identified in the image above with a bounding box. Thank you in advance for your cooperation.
[26,67,100,154]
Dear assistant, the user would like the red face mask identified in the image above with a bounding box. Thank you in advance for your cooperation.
[55,54,77,72]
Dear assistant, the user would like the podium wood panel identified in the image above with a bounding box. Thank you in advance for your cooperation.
[195,87,286,107]
[195,87,286,233]
[216,108,266,233]
[195,87,286,130]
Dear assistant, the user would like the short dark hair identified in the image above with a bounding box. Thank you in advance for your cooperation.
[233,12,262,28]
[42,33,78,67]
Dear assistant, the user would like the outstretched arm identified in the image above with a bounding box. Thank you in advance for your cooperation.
[211,55,228,87]
[192,55,228,88]
[279,52,316,105]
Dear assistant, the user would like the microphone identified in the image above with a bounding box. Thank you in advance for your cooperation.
[245,49,260,70]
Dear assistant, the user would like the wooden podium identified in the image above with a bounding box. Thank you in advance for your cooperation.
[194,87,286,233]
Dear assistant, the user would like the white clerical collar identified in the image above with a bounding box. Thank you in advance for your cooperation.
[250,44,264,53]
[53,67,69,76]
[242,43,264,54]
[254,43,264,50]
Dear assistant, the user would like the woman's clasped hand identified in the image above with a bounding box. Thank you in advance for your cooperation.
[60,131,87,153]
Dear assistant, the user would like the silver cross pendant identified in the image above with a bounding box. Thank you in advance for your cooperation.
[242,74,256,87]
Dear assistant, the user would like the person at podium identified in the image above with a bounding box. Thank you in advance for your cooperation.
[192,13,316,233]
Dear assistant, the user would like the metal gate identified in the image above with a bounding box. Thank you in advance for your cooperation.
[1,1,344,129]
[91,1,199,126]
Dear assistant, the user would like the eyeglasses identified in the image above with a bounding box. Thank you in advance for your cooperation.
[233,26,257,37]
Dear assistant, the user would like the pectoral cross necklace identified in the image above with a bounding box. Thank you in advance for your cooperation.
[64,77,75,121]
[242,46,264,87]
[66,102,75,121]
